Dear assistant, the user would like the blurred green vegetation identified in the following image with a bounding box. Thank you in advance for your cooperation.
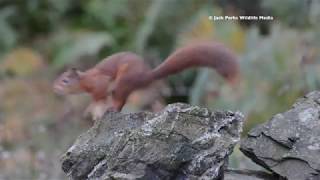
[0,0,320,179]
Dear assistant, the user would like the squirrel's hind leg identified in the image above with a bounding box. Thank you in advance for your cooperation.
[113,98,126,111]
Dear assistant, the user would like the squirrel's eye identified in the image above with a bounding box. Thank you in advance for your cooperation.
[62,79,69,84]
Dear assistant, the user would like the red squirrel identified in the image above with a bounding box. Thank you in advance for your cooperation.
[53,42,240,120]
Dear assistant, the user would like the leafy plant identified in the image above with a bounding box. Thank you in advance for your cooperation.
[50,30,114,70]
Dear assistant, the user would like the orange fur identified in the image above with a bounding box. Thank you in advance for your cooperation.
[53,42,240,119]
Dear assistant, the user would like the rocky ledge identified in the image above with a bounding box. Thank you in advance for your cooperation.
[61,103,244,180]
[241,91,320,180]
[60,91,320,180]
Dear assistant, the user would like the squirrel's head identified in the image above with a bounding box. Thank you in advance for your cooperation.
[53,68,84,95]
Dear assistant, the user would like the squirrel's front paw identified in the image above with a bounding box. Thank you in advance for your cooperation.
[92,105,109,121]
[92,112,104,121]
[105,106,119,112]
[84,102,108,121]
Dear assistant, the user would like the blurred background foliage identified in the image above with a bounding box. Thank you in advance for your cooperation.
[0,0,320,179]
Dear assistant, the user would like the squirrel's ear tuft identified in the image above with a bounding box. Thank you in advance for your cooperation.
[67,68,80,78]
[70,67,78,73]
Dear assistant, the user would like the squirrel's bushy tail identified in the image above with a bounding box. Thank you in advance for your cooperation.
[149,42,240,83]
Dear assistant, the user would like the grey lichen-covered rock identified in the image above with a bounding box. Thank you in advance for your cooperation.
[61,103,243,180]
[240,91,320,180]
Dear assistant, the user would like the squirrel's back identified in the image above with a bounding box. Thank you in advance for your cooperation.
[94,52,148,78]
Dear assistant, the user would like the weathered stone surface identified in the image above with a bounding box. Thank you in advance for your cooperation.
[60,103,243,180]
[240,91,320,180]
[224,169,279,180]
